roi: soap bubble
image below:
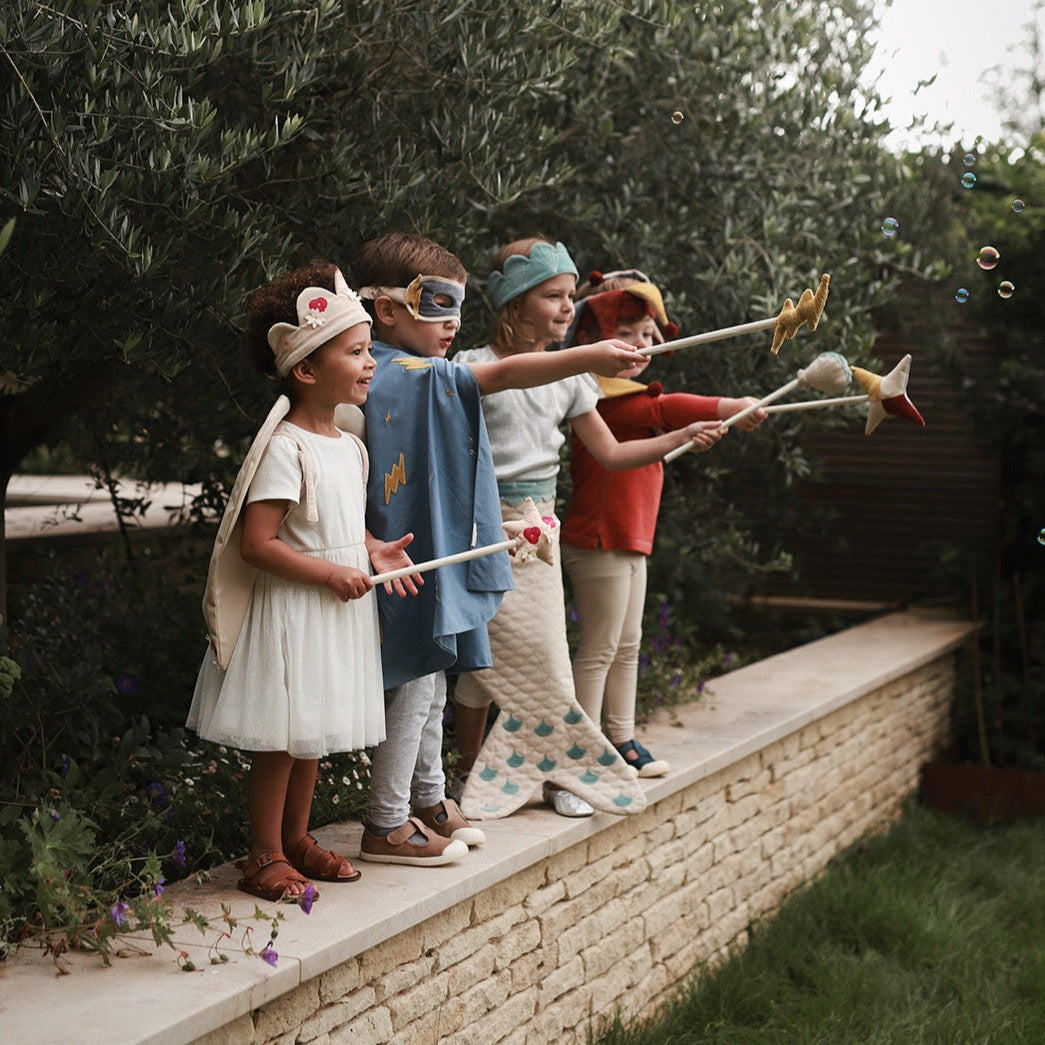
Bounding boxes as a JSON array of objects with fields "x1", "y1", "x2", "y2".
[
  {"x1": 998, "y1": 281, "x2": 1015, "y2": 299},
  {"x1": 961, "y1": 172, "x2": 977, "y2": 189},
  {"x1": 954, "y1": 287, "x2": 969, "y2": 304},
  {"x1": 976, "y1": 245, "x2": 1000, "y2": 270},
  {"x1": 963, "y1": 152, "x2": 976, "y2": 166},
  {"x1": 881, "y1": 217, "x2": 899, "y2": 237},
  {"x1": 671, "y1": 110, "x2": 685, "y2": 124},
  {"x1": 1012, "y1": 198, "x2": 1025, "y2": 213}
]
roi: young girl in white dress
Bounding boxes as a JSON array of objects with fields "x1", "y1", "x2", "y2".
[{"x1": 187, "y1": 261, "x2": 419, "y2": 902}]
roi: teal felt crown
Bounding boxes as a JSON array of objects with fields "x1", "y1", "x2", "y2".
[{"x1": 487, "y1": 241, "x2": 578, "y2": 310}]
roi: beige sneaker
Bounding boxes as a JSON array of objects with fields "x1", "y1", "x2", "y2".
[
  {"x1": 415, "y1": 797, "x2": 485, "y2": 847},
  {"x1": 358, "y1": 817, "x2": 468, "y2": 866}
]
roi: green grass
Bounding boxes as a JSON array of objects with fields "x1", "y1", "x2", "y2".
[{"x1": 595, "y1": 804, "x2": 1045, "y2": 1045}]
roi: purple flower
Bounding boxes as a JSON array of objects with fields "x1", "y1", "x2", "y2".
[
  {"x1": 51, "y1": 811, "x2": 61, "y2": 822},
  {"x1": 299, "y1": 884, "x2": 316, "y2": 915},
  {"x1": 172, "y1": 840, "x2": 186, "y2": 867},
  {"x1": 59, "y1": 754, "x2": 71, "y2": 778},
  {"x1": 111, "y1": 901, "x2": 130, "y2": 928},
  {"x1": 153, "y1": 877, "x2": 165, "y2": 898},
  {"x1": 670, "y1": 671, "x2": 681, "y2": 689},
  {"x1": 568, "y1": 605, "x2": 578, "y2": 622},
  {"x1": 723, "y1": 652, "x2": 736, "y2": 667},
  {"x1": 696, "y1": 678, "x2": 706, "y2": 693},
  {"x1": 146, "y1": 781, "x2": 168, "y2": 808},
  {"x1": 260, "y1": 942, "x2": 278, "y2": 967},
  {"x1": 115, "y1": 672, "x2": 139, "y2": 695}
]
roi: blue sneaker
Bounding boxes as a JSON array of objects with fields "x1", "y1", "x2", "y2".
[{"x1": 616, "y1": 739, "x2": 670, "y2": 778}]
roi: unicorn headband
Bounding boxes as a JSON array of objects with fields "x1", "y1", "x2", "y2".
[{"x1": 267, "y1": 269, "x2": 371, "y2": 377}]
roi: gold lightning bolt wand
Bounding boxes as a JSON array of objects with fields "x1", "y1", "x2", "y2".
[{"x1": 637, "y1": 273, "x2": 830, "y2": 358}]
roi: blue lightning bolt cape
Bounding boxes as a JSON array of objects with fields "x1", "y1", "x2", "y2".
[{"x1": 363, "y1": 340, "x2": 513, "y2": 688}]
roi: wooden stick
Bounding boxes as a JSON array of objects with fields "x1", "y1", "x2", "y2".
[
  {"x1": 663, "y1": 378, "x2": 800, "y2": 463},
  {"x1": 764, "y1": 394, "x2": 869, "y2": 414},
  {"x1": 638, "y1": 317, "x2": 777, "y2": 357},
  {"x1": 371, "y1": 537, "x2": 520, "y2": 585},
  {"x1": 638, "y1": 273, "x2": 830, "y2": 358}
]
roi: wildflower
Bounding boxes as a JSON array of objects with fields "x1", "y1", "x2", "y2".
[
  {"x1": 696, "y1": 678, "x2": 706, "y2": 694},
  {"x1": 146, "y1": 781, "x2": 168, "y2": 808},
  {"x1": 173, "y1": 840, "x2": 186, "y2": 867},
  {"x1": 115, "y1": 672, "x2": 139, "y2": 695},
  {"x1": 300, "y1": 884, "x2": 316, "y2": 916},
  {"x1": 111, "y1": 901, "x2": 130, "y2": 928},
  {"x1": 51, "y1": 811, "x2": 61, "y2": 822},
  {"x1": 723, "y1": 652, "x2": 736, "y2": 668},
  {"x1": 670, "y1": 671, "x2": 681, "y2": 689},
  {"x1": 153, "y1": 877, "x2": 165, "y2": 898},
  {"x1": 260, "y1": 942, "x2": 278, "y2": 967}
]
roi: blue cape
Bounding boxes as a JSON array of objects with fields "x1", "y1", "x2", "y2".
[{"x1": 363, "y1": 341, "x2": 513, "y2": 688}]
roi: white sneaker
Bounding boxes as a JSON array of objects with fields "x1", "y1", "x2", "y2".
[{"x1": 542, "y1": 782, "x2": 595, "y2": 817}]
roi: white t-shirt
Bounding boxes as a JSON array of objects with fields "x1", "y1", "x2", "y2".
[{"x1": 453, "y1": 345, "x2": 599, "y2": 482}]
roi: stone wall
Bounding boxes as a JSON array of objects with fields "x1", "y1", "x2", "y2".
[{"x1": 230, "y1": 655, "x2": 953, "y2": 1045}]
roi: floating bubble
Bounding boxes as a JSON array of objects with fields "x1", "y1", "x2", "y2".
[
  {"x1": 961, "y1": 172, "x2": 977, "y2": 189},
  {"x1": 976, "y1": 245, "x2": 1000, "y2": 270},
  {"x1": 881, "y1": 216, "x2": 899, "y2": 237},
  {"x1": 998, "y1": 280, "x2": 1015, "y2": 299},
  {"x1": 671, "y1": 110, "x2": 685, "y2": 124},
  {"x1": 963, "y1": 152, "x2": 976, "y2": 166},
  {"x1": 954, "y1": 287, "x2": 970, "y2": 304},
  {"x1": 1012, "y1": 198, "x2": 1025, "y2": 213}
]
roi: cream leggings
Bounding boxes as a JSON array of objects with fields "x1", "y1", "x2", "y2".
[{"x1": 561, "y1": 545, "x2": 647, "y2": 745}]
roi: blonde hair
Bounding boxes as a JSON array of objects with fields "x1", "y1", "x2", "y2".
[{"x1": 489, "y1": 236, "x2": 561, "y2": 354}]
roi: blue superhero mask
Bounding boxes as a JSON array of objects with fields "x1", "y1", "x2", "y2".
[{"x1": 359, "y1": 274, "x2": 465, "y2": 323}]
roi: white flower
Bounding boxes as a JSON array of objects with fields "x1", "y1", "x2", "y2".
[{"x1": 304, "y1": 311, "x2": 325, "y2": 329}]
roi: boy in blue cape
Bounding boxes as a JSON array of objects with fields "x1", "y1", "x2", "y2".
[{"x1": 352, "y1": 232, "x2": 647, "y2": 865}]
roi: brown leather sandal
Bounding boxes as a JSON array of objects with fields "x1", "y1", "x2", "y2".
[
  {"x1": 236, "y1": 851, "x2": 317, "y2": 903},
  {"x1": 286, "y1": 834, "x2": 361, "y2": 882}
]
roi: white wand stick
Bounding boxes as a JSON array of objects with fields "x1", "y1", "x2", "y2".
[
  {"x1": 638, "y1": 273, "x2": 830, "y2": 358},
  {"x1": 371, "y1": 537, "x2": 523, "y2": 586},
  {"x1": 764, "y1": 394, "x2": 869, "y2": 414},
  {"x1": 662, "y1": 380, "x2": 801, "y2": 463},
  {"x1": 663, "y1": 350, "x2": 853, "y2": 463}
]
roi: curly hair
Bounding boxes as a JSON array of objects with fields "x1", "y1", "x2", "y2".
[{"x1": 245, "y1": 260, "x2": 338, "y2": 378}]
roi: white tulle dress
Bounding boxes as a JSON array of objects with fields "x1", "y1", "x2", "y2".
[{"x1": 187, "y1": 424, "x2": 385, "y2": 758}]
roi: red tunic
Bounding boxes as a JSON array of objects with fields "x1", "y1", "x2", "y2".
[{"x1": 560, "y1": 378, "x2": 721, "y2": 555}]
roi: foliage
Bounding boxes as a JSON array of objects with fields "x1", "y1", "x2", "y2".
[{"x1": 594, "y1": 803, "x2": 1045, "y2": 1044}]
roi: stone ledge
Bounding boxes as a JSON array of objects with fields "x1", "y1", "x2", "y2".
[{"x1": 0, "y1": 609, "x2": 975, "y2": 1044}]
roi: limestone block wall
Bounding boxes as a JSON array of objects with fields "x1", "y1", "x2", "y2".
[{"x1": 230, "y1": 654, "x2": 954, "y2": 1045}]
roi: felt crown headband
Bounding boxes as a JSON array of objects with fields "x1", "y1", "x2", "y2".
[
  {"x1": 487, "y1": 241, "x2": 578, "y2": 310},
  {"x1": 267, "y1": 269, "x2": 371, "y2": 377}
]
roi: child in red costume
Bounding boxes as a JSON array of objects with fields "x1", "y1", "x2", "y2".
[{"x1": 560, "y1": 270, "x2": 766, "y2": 777}]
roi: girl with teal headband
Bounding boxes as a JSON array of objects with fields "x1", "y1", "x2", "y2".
[{"x1": 451, "y1": 237, "x2": 725, "y2": 817}]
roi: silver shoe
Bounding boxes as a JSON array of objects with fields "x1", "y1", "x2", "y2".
[{"x1": 542, "y1": 781, "x2": 595, "y2": 817}]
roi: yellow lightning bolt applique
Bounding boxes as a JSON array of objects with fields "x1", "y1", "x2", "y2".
[
  {"x1": 384, "y1": 452, "x2": 407, "y2": 504},
  {"x1": 771, "y1": 273, "x2": 830, "y2": 354},
  {"x1": 393, "y1": 357, "x2": 434, "y2": 371},
  {"x1": 384, "y1": 411, "x2": 391, "y2": 425}
]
